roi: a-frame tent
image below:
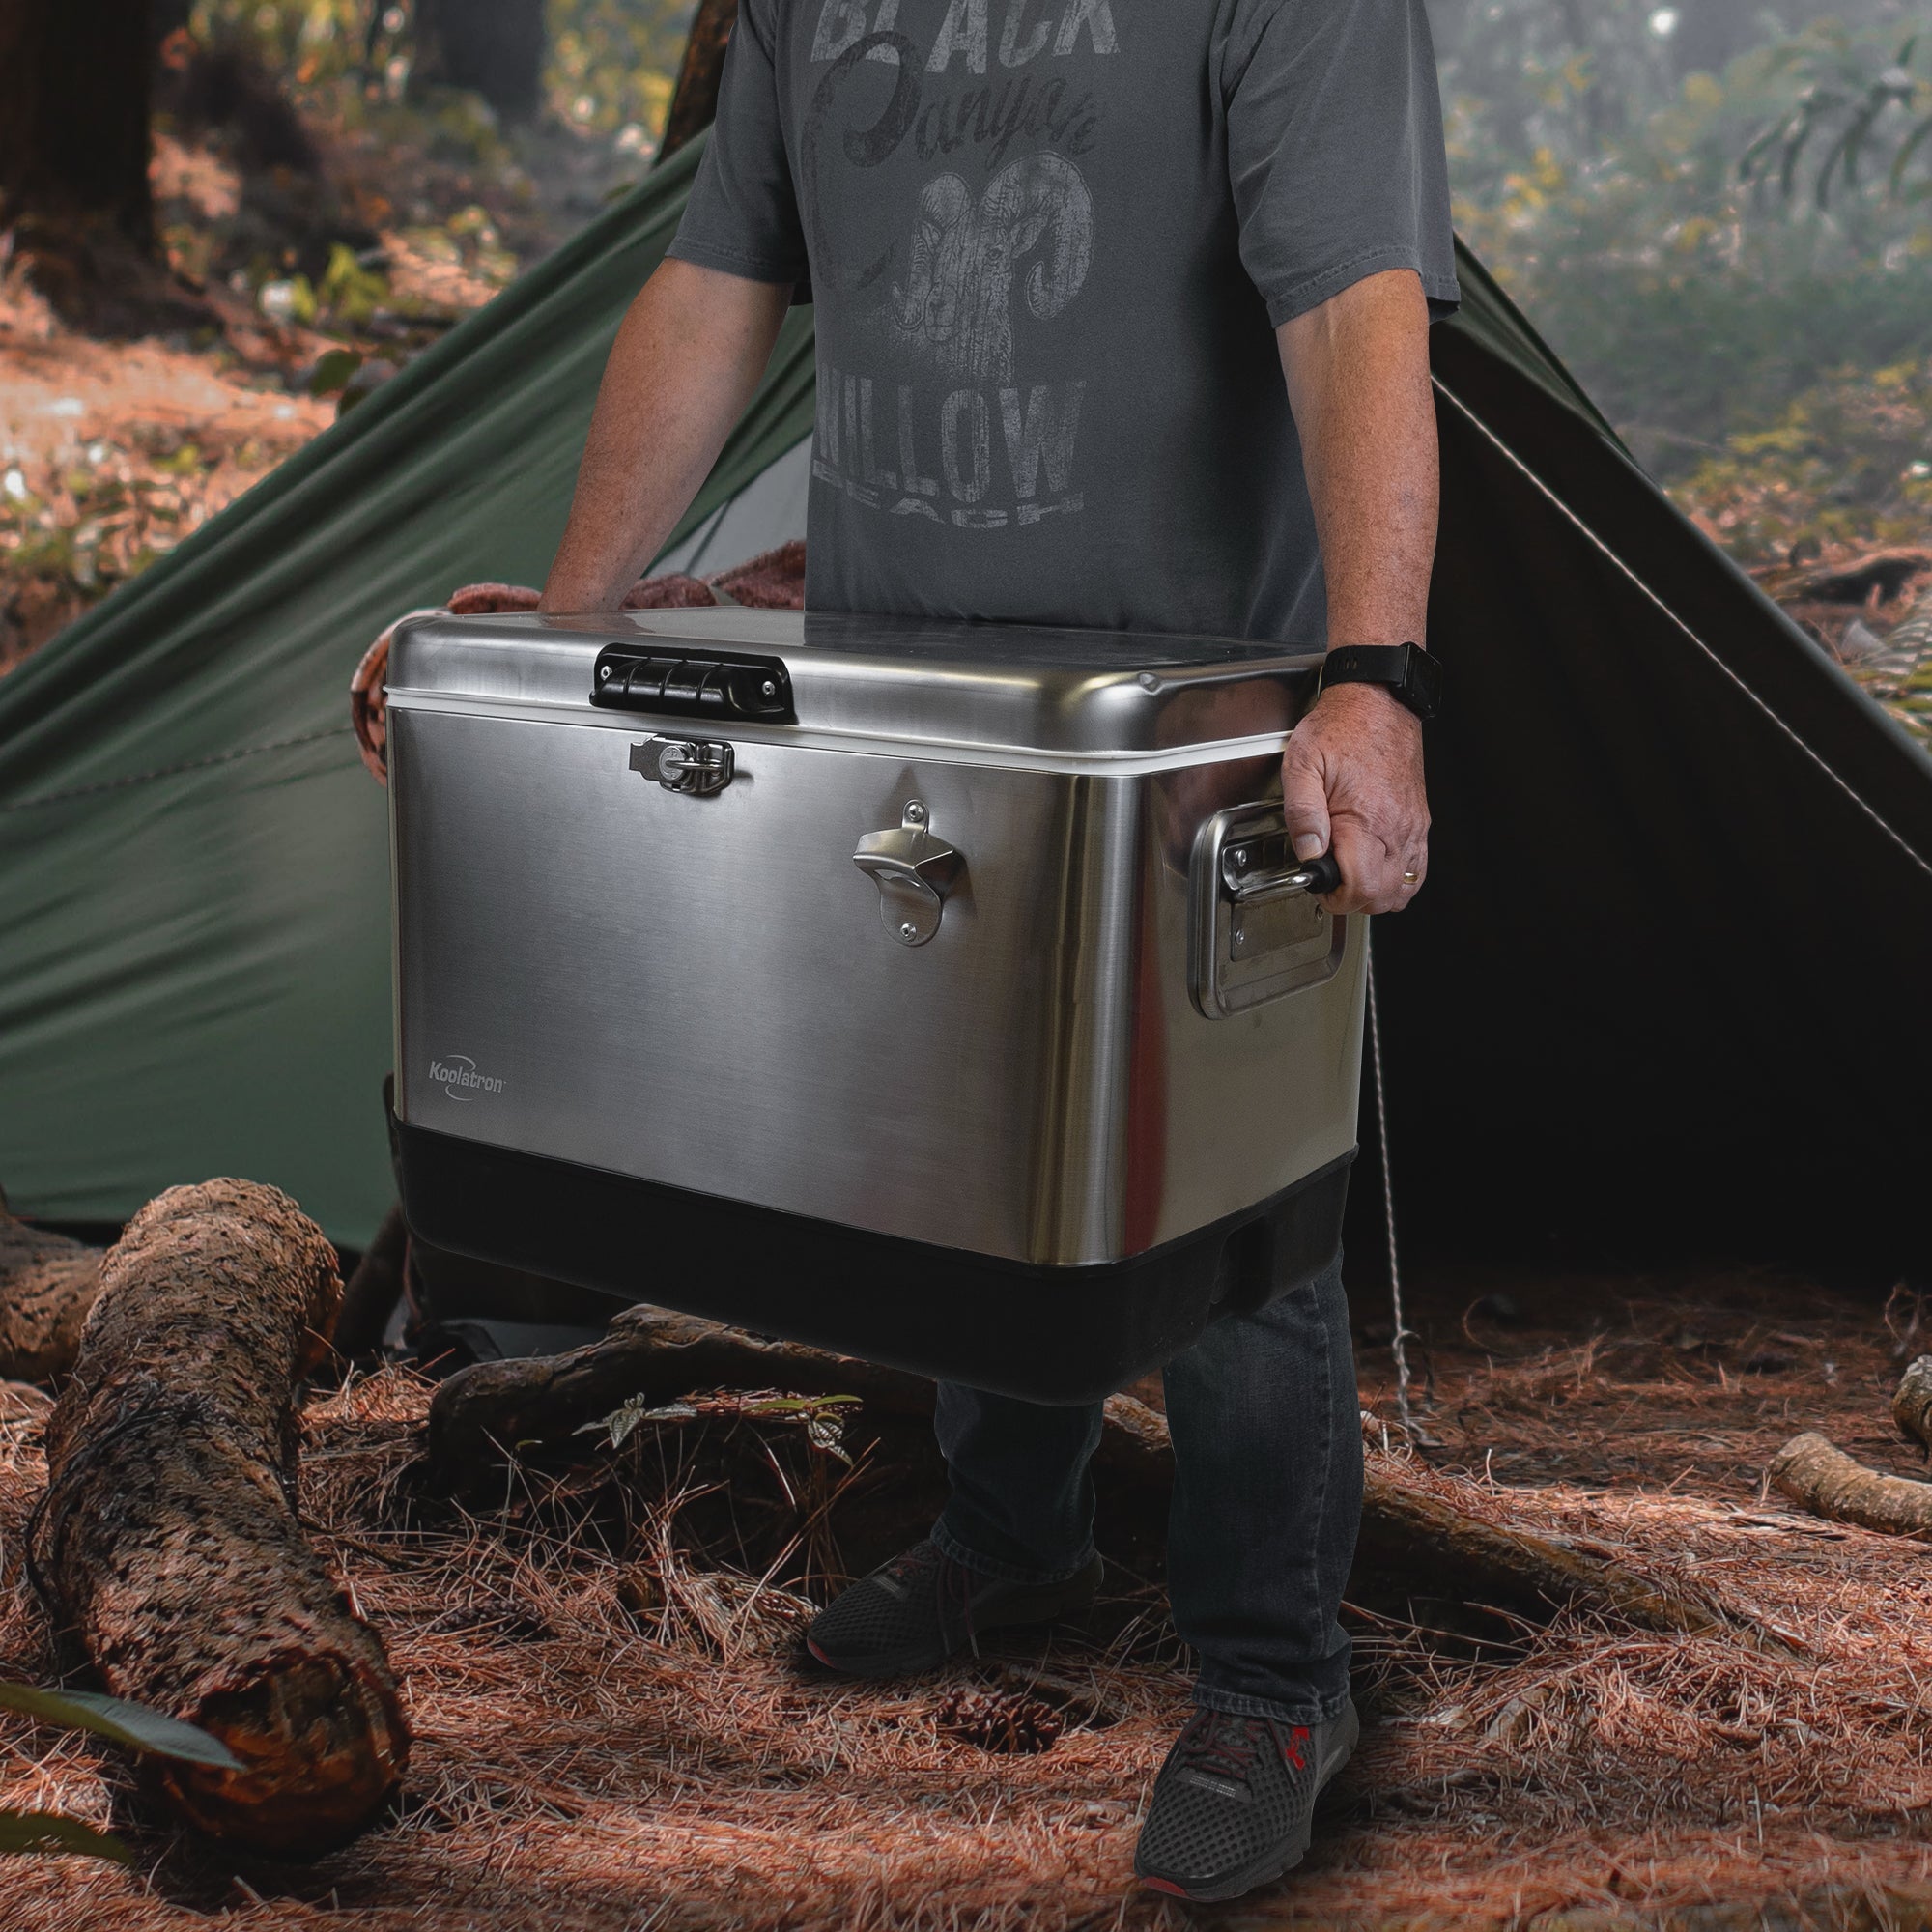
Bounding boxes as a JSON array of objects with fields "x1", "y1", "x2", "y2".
[{"x1": 1, "y1": 135, "x2": 1927, "y2": 1269}]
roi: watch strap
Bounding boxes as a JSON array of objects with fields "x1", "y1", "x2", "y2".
[{"x1": 1318, "y1": 642, "x2": 1443, "y2": 722}]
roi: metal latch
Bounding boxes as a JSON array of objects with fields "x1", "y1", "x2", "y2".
[
  {"x1": 630, "y1": 736, "x2": 734, "y2": 796},
  {"x1": 853, "y1": 799, "x2": 963, "y2": 947}
]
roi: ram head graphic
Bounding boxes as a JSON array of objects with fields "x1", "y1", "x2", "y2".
[{"x1": 891, "y1": 153, "x2": 1094, "y2": 387}]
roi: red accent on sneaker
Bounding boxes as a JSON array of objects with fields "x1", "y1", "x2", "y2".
[
  {"x1": 1284, "y1": 1723, "x2": 1310, "y2": 1771},
  {"x1": 807, "y1": 1639, "x2": 834, "y2": 1667},
  {"x1": 1141, "y1": 1878, "x2": 1190, "y2": 1897}
]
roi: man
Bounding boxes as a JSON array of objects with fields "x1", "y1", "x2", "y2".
[{"x1": 543, "y1": 0, "x2": 1455, "y2": 1901}]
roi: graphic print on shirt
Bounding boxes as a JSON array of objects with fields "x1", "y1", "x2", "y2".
[{"x1": 802, "y1": 0, "x2": 1114, "y2": 532}]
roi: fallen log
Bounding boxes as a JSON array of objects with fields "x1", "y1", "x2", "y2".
[
  {"x1": 1353, "y1": 1461, "x2": 1745, "y2": 1641},
  {"x1": 1769, "y1": 1430, "x2": 1932, "y2": 1540},
  {"x1": 426, "y1": 1305, "x2": 933, "y2": 1479},
  {"x1": 1893, "y1": 1356, "x2": 1932, "y2": 1454},
  {"x1": 0, "y1": 1188, "x2": 101, "y2": 1382},
  {"x1": 428, "y1": 1307, "x2": 1755, "y2": 1646},
  {"x1": 31, "y1": 1179, "x2": 409, "y2": 1858}
]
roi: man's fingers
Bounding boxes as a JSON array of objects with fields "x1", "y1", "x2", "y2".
[
  {"x1": 1323, "y1": 820, "x2": 1389, "y2": 915},
  {"x1": 1323, "y1": 826, "x2": 1429, "y2": 915},
  {"x1": 1281, "y1": 743, "x2": 1331, "y2": 863}
]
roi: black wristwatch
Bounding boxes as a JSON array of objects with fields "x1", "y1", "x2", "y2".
[{"x1": 1317, "y1": 642, "x2": 1443, "y2": 722}]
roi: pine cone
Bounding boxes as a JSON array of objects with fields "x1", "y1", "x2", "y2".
[{"x1": 934, "y1": 1686, "x2": 1064, "y2": 1755}]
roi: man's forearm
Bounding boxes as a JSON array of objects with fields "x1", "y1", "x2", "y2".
[
  {"x1": 1275, "y1": 270, "x2": 1438, "y2": 648},
  {"x1": 541, "y1": 260, "x2": 791, "y2": 612},
  {"x1": 1272, "y1": 270, "x2": 1438, "y2": 917}
]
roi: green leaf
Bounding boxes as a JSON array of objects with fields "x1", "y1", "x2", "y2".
[
  {"x1": 0, "y1": 1683, "x2": 242, "y2": 1770},
  {"x1": 0, "y1": 1809, "x2": 132, "y2": 1863},
  {"x1": 308, "y1": 347, "x2": 363, "y2": 398}
]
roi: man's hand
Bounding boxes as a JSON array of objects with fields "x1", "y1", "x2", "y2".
[
  {"x1": 1282, "y1": 683, "x2": 1428, "y2": 916},
  {"x1": 1275, "y1": 269, "x2": 1438, "y2": 918}
]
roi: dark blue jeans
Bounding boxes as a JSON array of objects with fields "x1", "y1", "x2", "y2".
[{"x1": 929, "y1": 1254, "x2": 1359, "y2": 1725}]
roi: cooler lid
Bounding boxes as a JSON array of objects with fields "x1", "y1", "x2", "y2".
[{"x1": 387, "y1": 608, "x2": 1321, "y2": 758}]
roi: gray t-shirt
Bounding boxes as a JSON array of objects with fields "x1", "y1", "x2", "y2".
[{"x1": 669, "y1": 0, "x2": 1458, "y2": 641}]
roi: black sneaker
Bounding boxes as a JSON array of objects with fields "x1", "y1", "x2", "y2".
[
  {"x1": 805, "y1": 1540, "x2": 1103, "y2": 1679},
  {"x1": 1134, "y1": 1699, "x2": 1359, "y2": 1903}
]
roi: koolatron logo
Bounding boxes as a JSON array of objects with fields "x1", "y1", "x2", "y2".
[{"x1": 427, "y1": 1055, "x2": 503, "y2": 1101}]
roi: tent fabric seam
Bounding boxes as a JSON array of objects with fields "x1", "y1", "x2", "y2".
[
  {"x1": 1433, "y1": 378, "x2": 1932, "y2": 884},
  {"x1": 0, "y1": 727, "x2": 357, "y2": 814}
]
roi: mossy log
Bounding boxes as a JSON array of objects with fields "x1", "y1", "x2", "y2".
[
  {"x1": 0, "y1": 1188, "x2": 101, "y2": 1382},
  {"x1": 428, "y1": 1306, "x2": 1754, "y2": 1646},
  {"x1": 31, "y1": 1180, "x2": 409, "y2": 1858},
  {"x1": 1769, "y1": 1430, "x2": 1932, "y2": 1540}
]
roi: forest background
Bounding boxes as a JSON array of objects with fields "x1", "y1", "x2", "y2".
[{"x1": 2, "y1": 0, "x2": 1931, "y2": 743}]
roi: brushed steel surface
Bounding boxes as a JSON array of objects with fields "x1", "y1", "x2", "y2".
[
  {"x1": 389, "y1": 609, "x2": 1320, "y2": 757},
  {"x1": 392, "y1": 705, "x2": 1364, "y2": 1266}
]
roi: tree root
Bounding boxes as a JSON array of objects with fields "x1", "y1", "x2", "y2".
[
  {"x1": 31, "y1": 1180, "x2": 409, "y2": 1857},
  {"x1": 1769, "y1": 1429, "x2": 1932, "y2": 1540},
  {"x1": 428, "y1": 1307, "x2": 1766, "y2": 1650}
]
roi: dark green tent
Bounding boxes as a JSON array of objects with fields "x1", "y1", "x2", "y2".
[{"x1": 1, "y1": 136, "x2": 1926, "y2": 1267}]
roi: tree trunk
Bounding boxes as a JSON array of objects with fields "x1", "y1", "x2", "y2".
[
  {"x1": 31, "y1": 1180, "x2": 409, "y2": 1858},
  {"x1": 0, "y1": 0, "x2": 154, "y2": 241},
  {"x1": 412, "y1": 0, "x2": 547, "y2": 122},
  {"x1": 0, "y1": 1194, "x2": 100, "y2": 1383},
  {"x1": 660, "y1": 0, "x2": 740, "y2": 161},
  {"x1": 427, "y1": 1306, "x2": 1770, "y2": 1648}
]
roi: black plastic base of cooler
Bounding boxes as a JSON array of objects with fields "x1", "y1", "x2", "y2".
[{"x1": 390, "y1": 1113, "x2": 1354, "y2": 1405}]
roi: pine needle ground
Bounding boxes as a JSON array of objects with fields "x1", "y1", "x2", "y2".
[{"x1": 2, "y1": 1266, "x2": 1930, "y2": 1930}]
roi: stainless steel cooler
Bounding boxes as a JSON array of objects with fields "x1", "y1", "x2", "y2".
[{"x1": 386, "y1": 609, "x2": 1366, "y2": 1401}]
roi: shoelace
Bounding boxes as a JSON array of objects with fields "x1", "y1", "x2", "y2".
[
  {"x1": 1176, "y1": 1713, "x2": 1271, "y2": 1787},
  {"x1": 888, "y1": 1543, "x2": 984, "y2": 1656}
]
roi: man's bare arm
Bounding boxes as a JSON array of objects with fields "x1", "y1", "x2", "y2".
[
  {"x1": 541, "y1": 260, "x2": 791, "y2": 612},
  {"x1": 1275, "y1": 269, "x2": 1438, "y2": 918}
]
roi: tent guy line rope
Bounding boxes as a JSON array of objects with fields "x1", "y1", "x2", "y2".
[
  {"x1": 1433, "y1": 377, "x2": 1932, "y2": 886},
  {"x1": 1366, "y1": 940, "x2": 1423, "y2": 1445},
  {"x1": 0, "y1": 728, "x2": 358, "y2": 814}
]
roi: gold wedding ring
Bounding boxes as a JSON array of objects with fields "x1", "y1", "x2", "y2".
[{"x1": 1402, "y1": 869, "x2": 1419, "y2": 883}]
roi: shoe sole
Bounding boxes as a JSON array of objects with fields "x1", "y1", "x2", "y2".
[
  {"x1": 1136, "y1": 1701, "x2": 1361, "y2": 1905},
  {"x1": 805, "y1": 1568, "x2": 1102, "y2": 1681}
]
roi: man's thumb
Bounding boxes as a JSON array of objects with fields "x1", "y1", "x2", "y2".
[{"x1": 1283, "y1": 753, "x2": 1330, "y2": 862}]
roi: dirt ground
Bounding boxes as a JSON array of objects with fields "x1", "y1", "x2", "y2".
[
  {"x1": 3, "y1": 1262, "x2": 1931, "y2": 1931},
  {"x1": 1, "y1": 67, "x2": 623, "y2": 674}
]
